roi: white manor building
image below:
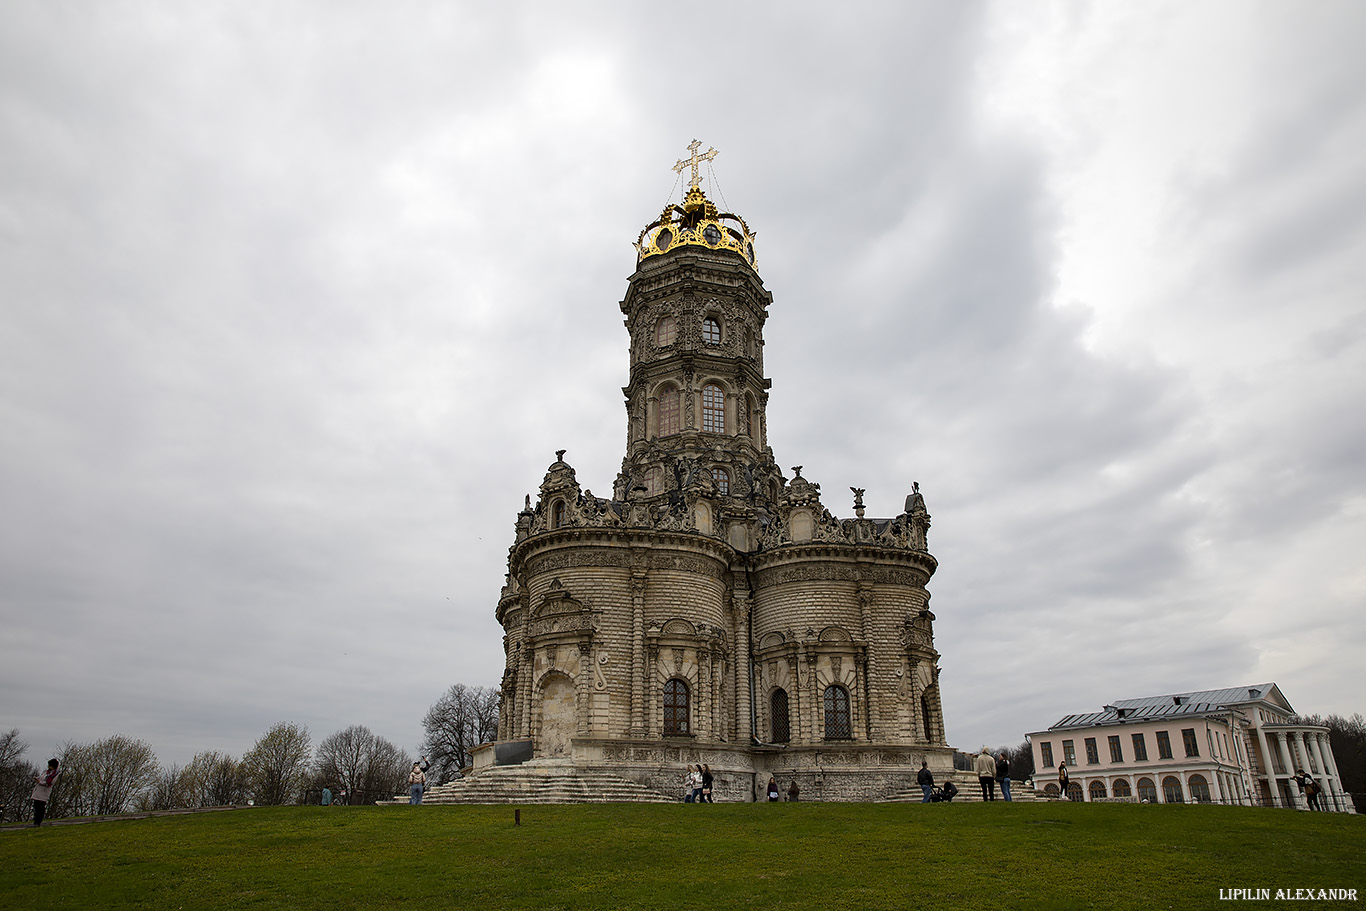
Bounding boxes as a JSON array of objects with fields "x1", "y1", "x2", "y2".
[{"x1": 1027, "y1": 683, "x2": 1352, "y2": 812}]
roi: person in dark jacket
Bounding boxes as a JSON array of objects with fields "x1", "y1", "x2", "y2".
[
  {"x1": 918, "y1": 760, "x2": 934, "y2": 803},
  {"x1": 996, "y1": 753, "x2": 1012, "y2": 802}
]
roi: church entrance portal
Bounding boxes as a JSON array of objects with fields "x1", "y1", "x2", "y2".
[{"x1": 538, "y1": 673, "x2": 576, "y2": 757}]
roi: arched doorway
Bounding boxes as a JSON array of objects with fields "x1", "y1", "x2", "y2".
[{"x1": 537, "y1": 673, "x2": 577, "y2": 757}]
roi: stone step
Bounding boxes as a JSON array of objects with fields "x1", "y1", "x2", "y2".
[
  {"x1": 879, "y1": 780, "x2": 1039, "y2": 803},
  {"x1": 378, "y1": 763, "x2": 676, "y2": 805}
]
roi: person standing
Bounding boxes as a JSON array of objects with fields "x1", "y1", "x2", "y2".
[
  {"x1": 996, "y1": 753, "x2": 1012, "y2": 802},
  {"x1": 701, "y1": 764, "x2": 714, "y2": 803},
  {"x1": 917, "y1": 760, "x2": 934, "y2": 803},
  {"x1": 408, "y1": 762, "x2": 426, "y2": 805},
  {"x1": 787, "y1": 779, "x2": 800, "y2": 802},
  {"x1": 975, "y1": 747, "x2": 997, "y2": 801},
  {"x1": 31, "y1": 759, "x2": 60, "y2": 826},
  {"x1": 1057, "y1": 763, "x2": 1070, "y2": 800},
  {"x1": 766, "y1": 775, "x2": 780, "y2": 802}
]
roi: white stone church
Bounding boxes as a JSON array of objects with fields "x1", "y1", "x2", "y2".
[{"x1": 475, "y1": 147, "x2": 954, "y2": 801}]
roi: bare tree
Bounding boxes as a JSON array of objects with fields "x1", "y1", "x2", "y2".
[
  {"x1": 242, "y1": 722, "x2": 311, "y2": 806},
  {"x1": 181, "y1": 750, "x2": 248, "y2": 807},
  {"x1": 0, "y1": 729, "x2": 37, "y2": 823},
  {"x1": 421, "y1": 683, "x2": 499, "y2": 783},
  {"x1": 49, "y1": 735, "x2": 160, "y2": 818},
  {"x1": 313, "y1": 725, "x2": 410, "y2": 805},
  {"x1": 143, "y1": 764, "x2": 191, "y2": 811}
]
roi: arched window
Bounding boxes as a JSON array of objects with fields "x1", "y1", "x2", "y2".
[
  {"x1": 1066, "y1": 782, "x2": 1083, "y2": 802},
  {"x1": 770, "y1": 689, "x2": 790, "y2": 744},
  {"x1": 702, "y1": 383, "x2": 725, "y2": 433},
  {"x1": 658, "y1": 385, "x2": 681, "y2": 437},
  {"x1": 663, "y1": 679, "x2": 689, "y2": 735},
  {"x1": 823, "y1": 684, "x2": 852, "y2": 739},
  {"x1": 1137, "y1": 777, "x2": 1158, "y2": 803},
  {"x1": 702, "y1": 317, "x2": 721, "y2": 345},
  {"x1": 1162, "y1": 776, "x2": 1185, "y2": 804},
  {"x1": 655, "y1": 315, "x2": 676, "y2": 347},
  {"x1": 1113, "y1": 779, "x2": 1132, "y2": 798},
  {"x1": 711, "y1": 467, "x2": 730, "y2": 495},
  {"x1": 1089, "y1": 781, "x2": 1107, "y2": 801},
  {"x1": 1043, "y1": 783, "x2": 1060, "y2": 797},
  {"x1": 920, "y1": 693, "x2": 934, "y2": 741},
  {"x1": 1189, "y1": 774, "x2": 1212, "y2": 803},
  {"x1": 745, "y1": 393, "x2": 757, "y2": 438},
  {"x1": 552, "y1": 501, "x2": 566, "y2": 528}
]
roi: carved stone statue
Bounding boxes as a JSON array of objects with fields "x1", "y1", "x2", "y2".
[{"x1": 905, "y1": 481, "x2": 926, "y2": 515}]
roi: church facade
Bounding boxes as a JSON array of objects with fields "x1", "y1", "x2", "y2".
[{"x1": 487, "y1": 149, "x2": 953, "y2": 800}]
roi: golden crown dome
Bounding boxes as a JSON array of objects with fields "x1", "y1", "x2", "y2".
[{"x1": 634, "y1": 142, "x2": 758, "y2": 270}]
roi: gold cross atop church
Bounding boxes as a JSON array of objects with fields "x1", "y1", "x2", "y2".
[{"x1": 672, "y1": 139, "x2": 718, "y2": 188}]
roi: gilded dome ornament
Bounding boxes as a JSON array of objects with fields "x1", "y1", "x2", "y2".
[{"x1": 636, "y1": 141, "x2": 758, "y2": 270}]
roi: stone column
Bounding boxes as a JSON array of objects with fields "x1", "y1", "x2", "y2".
[
  {"x1": 1253, "y1": 724, "x2": 1275, "y2": 803},
  {"x1": 733, "y1": 592, "x2": 752, "y2": 744},
  {"x1": 807, "y1": 649, "x2": 820, "y2": 742},
  {"x1": 521, "y1": 646, "x2": 535, "y2": 743},
  {"x1": 1311, "y1": 733, "x2": 1344, "y2": 810},
  {"x1": 855, "y1": 583, "x2": 877, "y2": 740},
  {"x1": 1274, "y1": 733, "x2": 1301, "y2": 808},
  {"x1": 630, "y1": 568, "x2": 647, "y2": 736}
]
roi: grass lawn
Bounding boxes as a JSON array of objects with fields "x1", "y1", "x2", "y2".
[{"x1": 2, "y1": 801, "x2": 1362, "y2": 910}]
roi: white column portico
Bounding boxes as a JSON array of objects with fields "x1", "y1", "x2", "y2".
[{"x1": 1274, "y1": 732, "x2": 1302, "y2": 808}]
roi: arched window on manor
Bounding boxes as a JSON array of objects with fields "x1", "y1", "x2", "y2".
[
  {"x1": 702, "y1": 316, "x2": 721, "y2": 345},
  {"x1": 658, "y1": 385, "x2": 681, "y2": 438},
  {"x1": 702, "y1": 384, "x2": 725, "y2": 433},
  {"x1": 1189, "y1": 774, "x2": 1212, "y2": 803},
  {"x1": 823, "y1": 684, "x2": 852, "y2": 739},
  {"x1": 1137, "y1": 777, "x2": 1158, "y2": 803},
  {"x1": 1066, "y1": 782, "x2": 1084, "y2": 802},
  {"x1": 770, "y1": 689, "x2": 790, "y2": 744},
  {"x1": 1162, "y1": 776, "x2": 1185, "y2": 804},
  {"x1": 1089, "y1": 781, "x2": 1107, "y2": 801},
  {"x1": 1113, "y1": 779, "x2": 1132, "y2": 799},
  {"x1": 663, "y1": 679, "x2": 690, "y2": 736}
]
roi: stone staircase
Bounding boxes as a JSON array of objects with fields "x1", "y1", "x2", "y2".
[
  {"x1": 379, "y1": 760, "x2": 676, "y2": 805},
  {"x1": 878, "y1": 778, "x2": 1039, "y2": 803}
]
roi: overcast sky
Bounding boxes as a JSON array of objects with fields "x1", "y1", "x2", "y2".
[{"x1": 3, "y1": 1, "x2": 1363, "y2": 772}]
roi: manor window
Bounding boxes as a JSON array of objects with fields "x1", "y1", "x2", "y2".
[
  {"x1": 702, "y1": 384, "x2": 725, "y2": 433},
  {"x1": 1156, "y1": 730, "x2": 1173, "y2": 760},
  {"x1": 823, "y1": 684, "x2": 852, "y2": 739},
  {"x1": 1162, "y1": 776, "x2": 1184, "y2": 804},
  {"x1": 1040, "y1": 742, "x2": 1054, "y2": 768},
  {"x1": 1137, "y1": 777, "x2": 1158, "y2": 802},
  {"x1": 1063, "y1": 740, "x2": 1076, "y2": 766},
  {"x1": 1089, "y1": 781, "x2": 1107, "y2": 800},
  {"x1": 658, "y1": 386, "x2": 681, "y2": 437},
  {"x1": 1182, "y1": 728, "x2": 1199, "y2": 758},
  {"x1": 770, "y1": 689, "x2": 790, "y2": 744},
  {"x1": 1085, "y1": 737, "x2": 1099, "y2": 764},
  {"x1": 702, "y1": 317, "x2": 721, "y2": 345},
  {"x1": 1113, "y1": 779, "x2": 1132, "y2": 798},
  {"x1": 1108, "y1": 735, "x2": 1123, "y2": 763},
  {"x1": 1132, "y1": 733, "x2": 1148, "y2": 761},
  {"x1": 1189, "y1": 774, "x2": 1212, "y2": 803},
  {"x1": 663, "y1": 679, "x2": 690, "y2": 736}
]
